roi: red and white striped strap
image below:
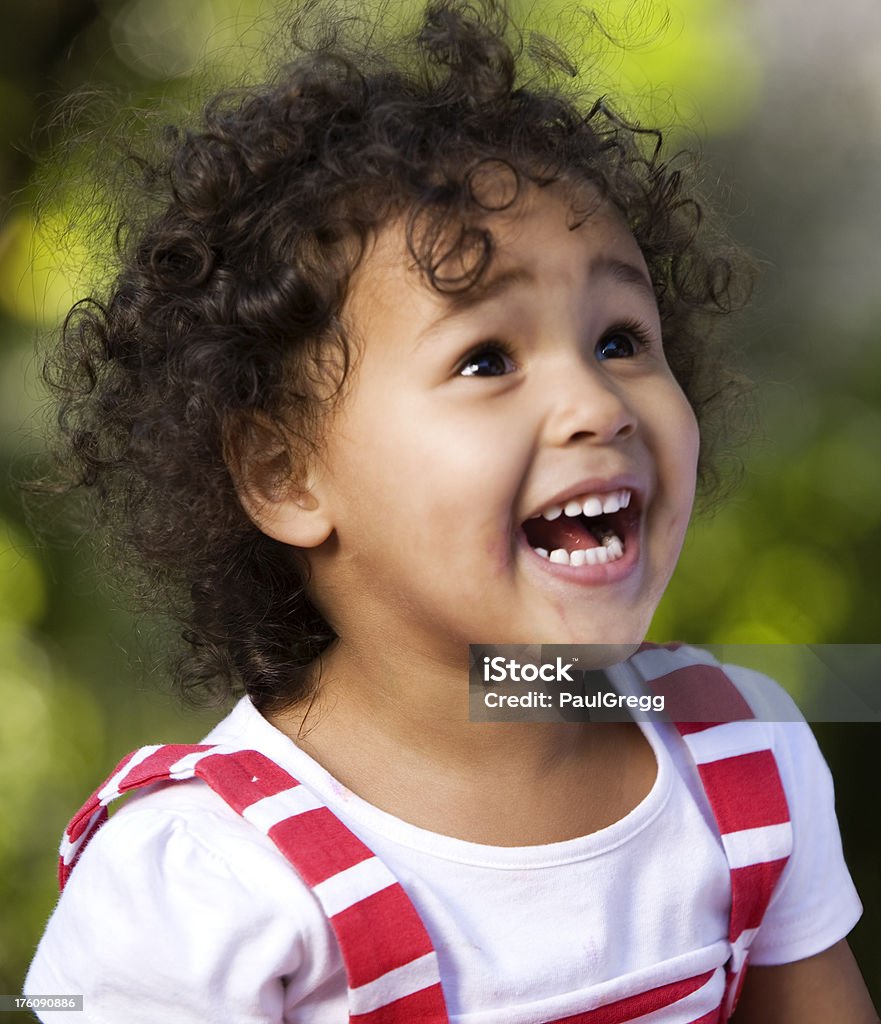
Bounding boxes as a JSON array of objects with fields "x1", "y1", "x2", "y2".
[
  {"x1": 634, "y1": 644, "x2": 793, "y2": 1020},
  {"x1": 58, "y1": 743, "x2": 450, "y2": 1024}
]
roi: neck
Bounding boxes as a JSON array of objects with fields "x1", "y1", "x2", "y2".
[
  {"x1": 272, "y1": 637, "x2": 593, "y2": 778},
  {"x1": 266, "y1": 638, "x2": 656, "y2": 845}
]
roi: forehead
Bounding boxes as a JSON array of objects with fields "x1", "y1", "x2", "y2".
[{"x1": 345, "y1": 184, "x2": 654, "y2": 331}]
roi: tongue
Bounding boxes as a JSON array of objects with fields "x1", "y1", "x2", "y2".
[{"x1": 524, "y1": 515, "x2": 601, "y2": 551}]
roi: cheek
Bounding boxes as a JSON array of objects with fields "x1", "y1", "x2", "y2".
[
  {"x1": 672, "y1": 407, "x2": 700, "y2": 538},
  {"x1": 329, "y1": 406, "x2": 486, "y2": 533},
  {"x1": 656, "y1": 387, "x2": 700, "y2": 506},
  {"x1": 680, "y1": 403, "x2": 701, "y2": 485}
]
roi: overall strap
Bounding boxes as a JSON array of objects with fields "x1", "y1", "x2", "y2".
[
  {"x1": 59, "y1": 743, "x2": 450, "y2": 1024},
  {"x1": 632, "y1": 644, "x2": 793, "y2": 1020}
]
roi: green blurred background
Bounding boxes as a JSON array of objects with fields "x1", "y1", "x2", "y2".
[{"x1": 1, "y1": 0, "x2": 879, "y2": 1005}]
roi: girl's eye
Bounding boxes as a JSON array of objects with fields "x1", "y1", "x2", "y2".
[
  {"x1": 595, "y1": 325, "x2": 652, "y2": 361},
  {"x1": 458, "y1": 344, "x2": 517, "y2": 377}
]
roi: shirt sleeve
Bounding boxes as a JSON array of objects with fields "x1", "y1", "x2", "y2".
[
  {"x1": 24, "y1": 784, "x2": 338, "y2": 1024},
  {"x1": 722, "y1": 664, "x2": 863, "y2": 966}
]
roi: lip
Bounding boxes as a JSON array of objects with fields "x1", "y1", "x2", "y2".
[
  {"x1": 515, "y1": 518, "x2": 641, "y2": 586},
  {"x1": 523, "y1": 474, "x2": 645, "y2": 521},
  {"x1": 516, "y1": 472, "x2": 646, "y2": 587}
]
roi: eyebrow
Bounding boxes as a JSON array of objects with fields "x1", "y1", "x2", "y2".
[
  {"x1": 421, "y1": 253, "x2": 656, "y2": 337},
  {"x1": 429, "y1": 267, "x2": 535, "y2": 323},
  {"x1": 588, "y1": 255, "x2": 657, "y2": 303}
]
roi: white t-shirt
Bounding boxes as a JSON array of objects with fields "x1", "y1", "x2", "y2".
[{"x1": 26, "y1": 663, "x2": 861, "y2": 1024}]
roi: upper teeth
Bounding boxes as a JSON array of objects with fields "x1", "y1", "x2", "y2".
[{"x1": 532, "y1": 489, "x2": 631, "y2": 521}]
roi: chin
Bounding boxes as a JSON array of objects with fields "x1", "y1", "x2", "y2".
[{"x1": 537, "y1": 641, "x2": 643, "y2": 669}]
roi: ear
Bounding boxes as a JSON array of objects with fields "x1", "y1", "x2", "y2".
[{"x1": 224, "y1": 413, "x2": 334, "y2": 549}]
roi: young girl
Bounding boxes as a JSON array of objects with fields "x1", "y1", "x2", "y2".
[{"x1": 25, "y1": 2, "x2": 878, "y2": 1021}]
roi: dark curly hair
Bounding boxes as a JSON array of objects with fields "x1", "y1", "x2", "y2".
[{"x1": 42, "y1": 0, "x2": 753, "y2": 713}]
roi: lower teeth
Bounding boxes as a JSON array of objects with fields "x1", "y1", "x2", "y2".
[{"x1": 535, "y1": 531, "x2": 624, "y2": 566}]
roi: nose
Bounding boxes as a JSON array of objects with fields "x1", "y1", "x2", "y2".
[{"x1": 542, "y1": 358, "x2": 638, "y2": 448}]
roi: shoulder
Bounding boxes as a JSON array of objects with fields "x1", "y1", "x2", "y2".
[
  {"x1": 628, "y1": 645, "x2": 862, "y2": 964},
  {"x1": 68, "y1": 776, "x2": 330, "y2": 943},
  {"x1": 672, "y1": 652, "x2": 846, "y2": 875},
  {"x1": 713, "y1": 660, "x2": 863, "y2": 965},
  {"x1": 716, "y1": 661, "x2": 836, "y2": 809},
  {"x1": 90, "y1": 776, "x2": 312, "y2": 895},
  {"x1": 635, "y1": 643, "x2": 825, "y2": 762},
  {"x1": 28, "y1": 778, "x2": 337, "y2": 1022},
  {"x1": 719, "y1": 660, "x2": 804, "y2": 724}
]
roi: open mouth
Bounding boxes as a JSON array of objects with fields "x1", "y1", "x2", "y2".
[{"x1": 521, "y1": 489, "x2": 638, "y2": 567}]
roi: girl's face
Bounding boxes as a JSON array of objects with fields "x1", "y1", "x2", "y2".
[{"x1": 300, "y1": 186, "x2": 699, "y2": 666}]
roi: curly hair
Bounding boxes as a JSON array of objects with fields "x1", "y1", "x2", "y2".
[{"x1": 43, "y1": 0, "x2": 754, "y2": 713}]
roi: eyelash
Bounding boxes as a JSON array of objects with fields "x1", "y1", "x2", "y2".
[
  {"x1": 596, "y1": 319, "x2": 655, "y2": 357},
  {"x1": 456, "y1": 320, "x2": 656, "y2": 378},
  {"x1": 457, "y1": 340, "x2": 518, "y2": 378}
]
